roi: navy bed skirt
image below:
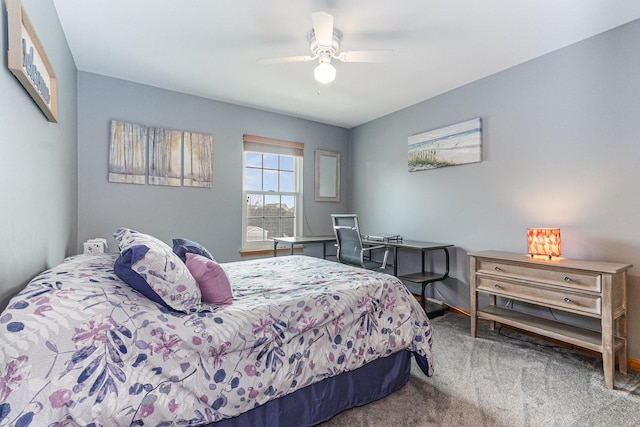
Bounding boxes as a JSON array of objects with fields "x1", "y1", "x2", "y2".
[{"x1": 206, "y1": 350, "x2": 413, "y2": 427}]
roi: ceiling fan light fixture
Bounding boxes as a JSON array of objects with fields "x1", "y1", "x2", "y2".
[
  {"x1": 258, "y1": 11, "x2": 393, "y2": 85},
  {"x1": 314, "y1": 61, "x2": 336, "y2": 84}
]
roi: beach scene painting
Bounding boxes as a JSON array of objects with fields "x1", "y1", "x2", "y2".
[{"x1": 408, "y1": 118, "x2": 482, "y2": 172}]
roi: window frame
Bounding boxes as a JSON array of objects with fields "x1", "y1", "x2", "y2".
[{"x1": 241, "y1": 134, "x2": 304, "y2": 251}]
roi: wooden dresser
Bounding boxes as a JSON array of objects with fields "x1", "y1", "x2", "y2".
[{"x1": 469, "y1": 250, "x2": 631, "y2": 389}]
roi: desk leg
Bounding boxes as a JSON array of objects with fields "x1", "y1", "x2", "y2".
[
  {"x1": 273, "y1": 241, "x2": 278, "y2": 257},
  {"x1": 393, "y1": 247, "x2": 399, "y2": 276},
  {"x1": 290, "y1": 243, "x2": 294, "y2": 255},
  {"x1": 420, "y1": 248, "x2": 450, "y2": 311},
  {"x1": 443, "y1": 247, "x2": 450, "y2": 278}
]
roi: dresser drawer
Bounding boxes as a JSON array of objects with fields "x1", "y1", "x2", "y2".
[
  {"x1": 477, "y1": 259, "x2": 601, "y2": 292},
  {"x1": 476, "y1": 276, "x2": 602, "y2": 316}
]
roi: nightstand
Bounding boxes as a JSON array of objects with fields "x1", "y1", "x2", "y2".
[{"x1": 469, "y1": 250, "x2": 631, "y2": 390}]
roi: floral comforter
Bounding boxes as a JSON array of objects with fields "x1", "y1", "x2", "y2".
[{"x1": 0, "y1": 254, "x2": 433, "y2": 426}]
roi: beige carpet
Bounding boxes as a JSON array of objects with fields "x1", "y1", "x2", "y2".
[{"x1": 320, "y1": 313, "x2": 640, "y2": 426}]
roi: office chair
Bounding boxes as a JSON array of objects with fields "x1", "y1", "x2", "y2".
[{"x1": 331, "y1": 214, "x2": 389, "y2": 270}]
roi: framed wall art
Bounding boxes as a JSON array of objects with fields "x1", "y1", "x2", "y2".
[
  {"x1": 183, "y1": 131, "x2": 213, "y2": 187},
  {"x1": 148, "y1": 127, "x2": 182, "y2": 186},
  {"x1": 108, "y1": 120, "x2": 214, "y2": 188},
  {"x1": 7, "y1": 0, "x2": 58, "y2": 122},
  {"x1": 408, "y1": 118, "x2": 482, "y2": 172},
  {"x1": 108, "y1": 120, "x2": 147, "y2": 184}
]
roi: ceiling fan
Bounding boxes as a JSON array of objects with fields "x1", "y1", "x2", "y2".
[{"x1": 258, "y1": 11, "x2": 394, "y2": 84}]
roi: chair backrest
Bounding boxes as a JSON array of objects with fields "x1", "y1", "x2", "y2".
[{"x1": 331, "y1": 214, "x2": 365, "y2": 266}]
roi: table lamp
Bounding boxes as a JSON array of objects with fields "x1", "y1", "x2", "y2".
[{"x1": 527, "y1": 228, "x2": 561, "y2": 258}]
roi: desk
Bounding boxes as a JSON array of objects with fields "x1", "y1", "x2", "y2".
[
  {"x1": 273, "y1": 236, "x2": 335, "y2": 258},
  {"x1": 364, "y1": 239, "x2": 453, "y2": 313}
]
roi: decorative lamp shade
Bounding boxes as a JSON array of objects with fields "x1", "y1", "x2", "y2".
[
  {"x1": 314, "y1": 62, "x2": 336, "y2": 84},
  {"x1": 527, "y1": 228, "x2": 561, "y2": 258}
]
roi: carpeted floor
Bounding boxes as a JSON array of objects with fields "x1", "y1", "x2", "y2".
[{"x1": 320, "y1": 313, "x2": 640, "y2": 426}]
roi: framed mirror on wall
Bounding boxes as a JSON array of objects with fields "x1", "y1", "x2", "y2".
[{"x1": 315, "y1": 150, "x2": 340, "y2": 202}]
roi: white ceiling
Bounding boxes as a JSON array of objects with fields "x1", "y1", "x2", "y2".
[{"x1": 51, "y1": 0, "x2": 640, "y2": 129}]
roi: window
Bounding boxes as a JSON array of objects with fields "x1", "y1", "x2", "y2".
[{"x1": 242, "y1": 134, "x2": 303, "y2": 250}]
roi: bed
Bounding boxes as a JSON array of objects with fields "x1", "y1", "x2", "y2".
[{"x1": 0, "y1": 228, "x2": 434, "y2": 426}]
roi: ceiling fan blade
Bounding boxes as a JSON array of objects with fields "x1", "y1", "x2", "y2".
[
  {"x1": 258, "y1": 55, "x2": 315, "y2": 65},
  {"x1": 336, "y1": 50, "x2": 394, "y2": 63},
  {"x1": 311, "y1": 11, "x2": 334, "y2": 46}
]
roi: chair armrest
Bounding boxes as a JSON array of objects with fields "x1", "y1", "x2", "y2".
[
  {"x1": 361, "y1": 245, "x2": 390, "y2": 269},
  {"x1": 362, "y1": 244, "x2": 387, "y2": 252}
]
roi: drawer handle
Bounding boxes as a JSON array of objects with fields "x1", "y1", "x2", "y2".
[
  {"x1": 494, "y1": 266, "x2": 502, "y2": 272},
  {"x1": 564, "y1": 276, "x2": 572, "y2": 282},
  {"x1": 564, "y1": 297, "x2": 571, "y2": 303},
  {"x1": 494, "y1": 284, "x2": 501, "y2": 289}
]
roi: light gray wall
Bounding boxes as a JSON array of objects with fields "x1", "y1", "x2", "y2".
[
  {"x1": 5, "y1": 0, "x2": 639, "y2": 360},
  {"x1": 0, "y1": 0, "x2": 77, "y2": 310},
  {"x1": 77, "y1": 72, "x2": 349, "y2": 262},
  {"x1": 349, "y1": 19, "x2": 640, "y2": 357}
]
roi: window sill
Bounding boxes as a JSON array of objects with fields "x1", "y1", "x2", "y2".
[{"x1": 240, "y1": 247, "x2": 303, "y2": 258}]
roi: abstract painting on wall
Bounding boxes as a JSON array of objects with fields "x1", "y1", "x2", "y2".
[
  {"x1": 183, "y1": 131, "x2": 213, "y2": 187},
  {"x1": 108, "y1": 121, "x2": 213, "y2": 187},
  {"x1": 148, "y1": 127, "x2": 182, "y2": 186},
  {"x1": 408, "y1": 118, "x2": 482, "y2": 172},
  {"x1": 108, "y1": 120, "x2": 147, "y2": 184}
]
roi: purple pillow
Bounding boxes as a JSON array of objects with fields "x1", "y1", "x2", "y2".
[
  {"x1": 173, "y1": 238, "x2": 215, "y2": 263},
  {"x1": 185, "y1": 253, "x2": 233, "y2": 305}
]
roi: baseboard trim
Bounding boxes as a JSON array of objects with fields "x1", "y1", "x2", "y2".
[
  {"x1": 445, "y1": 305, "x2": 639, "y2": 372},
  {"x1": 447, "y1": 306, "x2": 470, "y2": 317}
]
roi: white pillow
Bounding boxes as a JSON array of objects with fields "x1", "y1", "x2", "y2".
[{"x1": 113, "y1": 228, "x2": 202, "y2": 313}]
